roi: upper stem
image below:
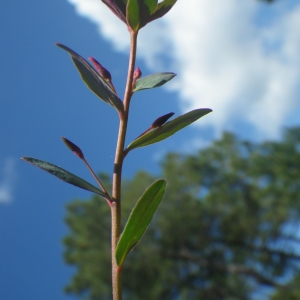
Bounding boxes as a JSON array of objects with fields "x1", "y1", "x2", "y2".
[{"x1": 111, "y1": 30, "x2": 138, "y2": 300}]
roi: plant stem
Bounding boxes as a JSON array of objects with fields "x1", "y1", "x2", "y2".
[{"x1": 111, "y1": 30, "x2": 138, "y2": 300}]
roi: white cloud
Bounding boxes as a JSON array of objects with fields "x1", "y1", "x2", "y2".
[
  {"x1": 66, "y1": 0, "x2": 300, "y2": 139},
  {"x1": 0, "y1": 158, "x2": 17, "y2": 204}
]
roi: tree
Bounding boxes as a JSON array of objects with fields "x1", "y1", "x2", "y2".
[{"x1": 64, "y1": 127, "x2": 300, "y2": 299}]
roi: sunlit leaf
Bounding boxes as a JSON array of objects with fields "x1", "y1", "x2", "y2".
[
  {"x1": 133, "y1": 72, "x2": 176, "y2": 92},
  {"x1": 21, "y1": 157, "x2": 107, "y2": 198},
  {"x1": 126, "y1": 108, "x2": 212, "y2": 152},
  {"x1": 127, "y1": 0, "x2": 140, "y2": 31},
  {"x1": 56, "y1": 43, "x2": 124, "y2": 113},
  {"x1": 116, "y1": 179, "x2": 166, "y2": 266}
]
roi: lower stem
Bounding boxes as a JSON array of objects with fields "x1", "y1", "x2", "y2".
[{"x1": 111, "y1": 200, "x2": 122, "y2": 300}]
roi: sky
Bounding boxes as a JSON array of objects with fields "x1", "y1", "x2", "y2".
[{"x1": 1, "y1": 0, "x2": 300, "y2": 299}]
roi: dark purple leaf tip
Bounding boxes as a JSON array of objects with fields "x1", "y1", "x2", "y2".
[
  {"x1": 152, "y1": 112, "x2": 175, "y2": 128},
  {"x1": 101, "y1": 0, "x2": 127, "y2": 24},
  {"x1": 88, "y1": 57, "x2": 112, "y2": 81},
  {"x1": 62, "y1": 137, "x2": 84, "y2": 159}
]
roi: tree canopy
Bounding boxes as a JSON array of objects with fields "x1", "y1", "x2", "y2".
[{"x1": 63, "y1": 127, "x2": 300, "y2": 300}]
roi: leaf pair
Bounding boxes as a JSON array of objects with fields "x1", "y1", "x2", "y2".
[
  {"x1": 127, "y1": 0, "x2": 177, "y2": 32},
  {"x1": 115, "y1": 109, "x2": 210, "y2": 266},
  {"x1": 101, "y1": 0, "x2": 177, "y2": 32},
  {"x1": 57, "y1": 44, "x2": 176, "y2": 115},
  {"x1": 22, "y1": 158, "x2": 165, "y2": 267},
  {"x1": 116, "y1": 179, "x2": 166, "y2": 266}
]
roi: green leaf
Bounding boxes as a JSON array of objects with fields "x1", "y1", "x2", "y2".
[
  {"x1": 149, "y1": 0, "x2": 177, "y2": 22},
  {"x1": 133, "y1": 72, "x2": 176, "y2": 92},
  {"x1": 116, "y1": 179, "x2": 166, "y2": 266},
  {"x1": 21, "y1": 157, "x2": 107, "y2": 198},
  {"x1": 126, "y1": 108, "x2": 212, "y2": 152},
  {"x1": 56, "y1": 43, "x2": 124, "y2": 114},
  {"x1": 144, "y1": 0, "x2": 157, "y2": 15},
  {"x1": 127, "y1": 0, "x2": 140, "y2": 32},
  {"x1": 139, "y1": 0, "x2": 158, "y2": 27}
]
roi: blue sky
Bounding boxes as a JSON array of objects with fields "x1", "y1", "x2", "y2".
[{"x1": 1, "y1": 0, "x2": 300, "y2": 299}]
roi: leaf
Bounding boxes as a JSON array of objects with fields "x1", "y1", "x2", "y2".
[
  {"x1": 101, "y1": 0, "x2": 127, "y2": 24},
  {"x1": 116, "y1": 179, "x2": 166, "y2": 266},
  {"x1": 56, "y1": 43, "x2": 124, "y2": 113},
  {"x1": 139, "y1": 0, "x2": 158, "y2": 28},
  {"x1": 133, "y1": 72, "x2": 176, "y2": 92},
  {"x1": 144, "y1": 0, "x2": 157, "y2": 15},
  {"x1": 148, "y1": 0, "x2": 177, "y2": 22},
  {"x1": 152, "y1": 112, "x2": 174, "y2": 128},
  {"x1": 127, "y1": 0, "x2": 140, "y2": 32},
  {"x1": 21, "y1": 157, "x2": 108, "y2": 198},
  {"x1": 62, "y1": 137, "x2": 84, "y2": 159},
  {"x1": 126, "y1": 108, "x2": 212, "y2": 152}
]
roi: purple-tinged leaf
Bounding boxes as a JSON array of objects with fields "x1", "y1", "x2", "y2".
[
  {"x1": 100, "y1": 0, "x2": 127, "y2": 24},
  {"x1": 152, "y1": 112, "x2": 174, "y2": 128},
  {"x1": 62, "y1": 137, "x2": 84, "y2": 159},
  {"x1": 56, "y1": 43, "x2": 124, "y2": 114},
  {"x1": 88, "y1": 57, "x2": 112, "y2": 81}
]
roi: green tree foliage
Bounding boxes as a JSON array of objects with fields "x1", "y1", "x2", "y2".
[{"x1": 64, "y1": 128, "x2": 300, "y2": 299}]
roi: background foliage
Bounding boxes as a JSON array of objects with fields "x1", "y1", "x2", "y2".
[{"x1": 63, "y1": 127, "x2": 300, "y2": 300}]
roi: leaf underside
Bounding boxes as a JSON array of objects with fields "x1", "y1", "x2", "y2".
[
  {"x1": 126, "y1": 108, "x2": 212, "y2": 152},
  {"x1": 115, "y1": 179, "x2": 166, "y2": 266},
  {"x1": 133, "y1": 72, "x2": 176, "y2": 92},
  {"x1": 21, "y1": 157, "x2": 107, "y2": 198}
]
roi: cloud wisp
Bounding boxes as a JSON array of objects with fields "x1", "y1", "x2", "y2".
[
  {"x1": 66, "y1": 0, "x2": 300, "y2": 139},
  {"x1": 0, "y1": 158, "x2": 17, "y2": 204}
]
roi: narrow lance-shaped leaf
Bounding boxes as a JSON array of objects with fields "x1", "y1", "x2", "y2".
[
  {"x1": 21, "y1": 157, "x2": 108, "y2": 198},
  {"x1": 116, "y1": 179, "x2": 166, "y2": 266},
  {"x1": 56, "y1": 43, "x2": 124, "y2": 113},
  {"x1": 126, "y1": 108, "x2": 212, "y2": 152},
  {"x1": 133, "y1": 72, "x2": 176, "y2": 92}
]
